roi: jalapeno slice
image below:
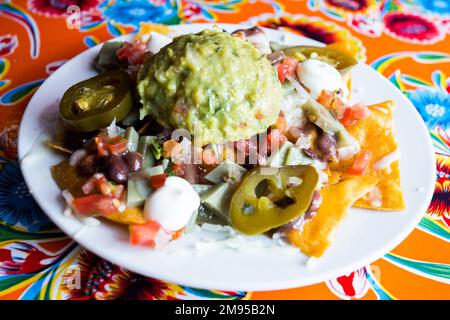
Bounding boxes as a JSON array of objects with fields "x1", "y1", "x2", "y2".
[
  {"x1": 59, "y1": 70, "x2": 133, "y2": 132},
  {"x1": 283, "y1": 46, "x2": 357, "y2": 73},
  {"x1": 230, "y1": 165, "x2": 319, "y2": 235}
]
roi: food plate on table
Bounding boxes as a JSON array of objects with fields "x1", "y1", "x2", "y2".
[{"x1": 18, "y1": 23, "x2": 435, "y2": 291}]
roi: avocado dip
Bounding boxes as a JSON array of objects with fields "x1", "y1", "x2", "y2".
[{"x1": 137, "y1": 28, "x2": 282, "y2": 145}]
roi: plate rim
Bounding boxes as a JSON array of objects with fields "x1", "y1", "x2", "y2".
[{"x1": 17, "y1": 23, "x2": 436, "y2": 291}]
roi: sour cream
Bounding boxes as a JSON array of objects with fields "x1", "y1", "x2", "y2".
[
  {"x1": 143, "y1": 176, "x2": 200, "y2": 231},
  {"x1": 146, "y1": 32, "x2": 172, "y2": 54},
  {"x1": 296, "y1": 59, "x2": 343, "y2": 98}
]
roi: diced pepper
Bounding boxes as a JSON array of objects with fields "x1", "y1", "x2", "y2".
[
  {"x1": 59, "y1": 70, "x2": 132, "y2": 133},
  {"x1": 230, "y1": 165, "x2": 319, "y2": 235}
]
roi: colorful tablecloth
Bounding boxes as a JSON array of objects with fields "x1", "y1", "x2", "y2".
[{"x1": 0, "y1": 0, "x2": 449, "y2": 300}]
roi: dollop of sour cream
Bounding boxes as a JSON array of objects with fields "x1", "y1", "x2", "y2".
[
  {"x1": 296, "y1": 59, "x2": 342, "y2": 98},
  {"x1": 143, "y1": 176, "x2": 200, "y2": 231}
]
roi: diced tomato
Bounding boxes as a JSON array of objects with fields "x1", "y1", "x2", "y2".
[
  {"x1": 130, "y1": 221, "x2": 162, "y2": 247},
  {"x1": 106, "y1": 139, "x2": 127, "y2": 155},
  {"x1": 266, "y1": 129, "x2": 287, "y2": 155},
  {"x1": 348, "y1": 150, "x2": 372, "y2": 175},
  {"x1": 341, "y1": 103, "x2": 371, "y2": 126},
  {"x1": 331, "y1": 96, "x2": 346, "y2": 118},
  {"x1": 277, "y1": 57, "x2": 299, "y2": 83},
  {"x1": 317, "y1": 90, "x2": 334, "y2": 108},
  {"x1": 150, "y1": 173, "x2": 166, "y2": 189},
  {"x1": 341, "y1": 108, "x2": 358, "y2": 126},
  {"x1": 350, "y1": 103, "x2": 371, "y2": 120},
  {"x1": 171, "y1": 163, "x2": 184, "y2": 177},
  {"x1": 170, "y1": 228, "x2": 184, "y2": 241},
  {"x1": 72, "y1": 194, "x2": 117, "y2": 216},
  {"x1": 116, "y1": 41, "x2": 147, "y2": 65},
  {"x1": 95, "y1": 136, "x2": 109, "y2": 157},
  {"x1": 91, "y1": 175, "x2": 108, "y2": 194}
]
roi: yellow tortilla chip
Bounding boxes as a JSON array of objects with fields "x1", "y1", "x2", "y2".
[
  {"x1": 287, "y1": 175, "x2": 378, "y2": 257},
  {"x1": 326, "y1": 169, "x2": 342, "y2": 185},
  {"x1": 104, "y1": 207, "x2": 146, "y2": 225},
  {"x1": 332, "y1": 100, "x2": 405, "y2": 211},
  {"x1": 135, "y1": 22, "x2": 173, "y2": 42}
]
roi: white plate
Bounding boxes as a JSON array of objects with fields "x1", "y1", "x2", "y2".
[{"x1": 18, "y1": 23, "x2": 435, "y2": 291}]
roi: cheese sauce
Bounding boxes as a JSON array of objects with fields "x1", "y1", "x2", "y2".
[{"x1": 296, "y1": 59, "x2": 343, "y2": 98}]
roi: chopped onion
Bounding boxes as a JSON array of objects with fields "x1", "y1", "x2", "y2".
[
  {"x1": 146, "y1": 165, "x2": 165, "y2": 177},
  {"x1": 106, "y1": 118, "x2": 124, "y2": 137},
  {"x1": 80, "y1": 216, "x2": 100, "y2": 227},
  {"x1": 69, "y1": 149, "x2": 87, "y2": 167},
  {"x1": 201, "y1": 223, "x2": 223, "y2": 232},
  {"x1": 63, "y1": 206, "x2": 72, "y2": 217},
  {"x1": 62, "y1": 189, "x2": 74, "y2": 205},
  {"x1": 81, "y1": 180, "x2": 94, "y2": 195}
]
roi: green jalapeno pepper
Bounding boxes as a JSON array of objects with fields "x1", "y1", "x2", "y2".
[
  {"x1": 230, "y1": 165, "x2": 319, "y2": 235},
  {"x1": 59, "y1": 70, "x2": 133, "y2": 132},
  {"x1": 283, "y1": 46, "x2": 357, "y2": 73}
]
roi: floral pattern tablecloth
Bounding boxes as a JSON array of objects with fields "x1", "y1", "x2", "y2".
[{"x1": 0, "y1": 0, "x2": 449, "y2": 300}]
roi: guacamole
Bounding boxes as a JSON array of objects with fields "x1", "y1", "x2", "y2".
[{"x1": 137, "y1": 28, "x2": 282, "y2": 145}]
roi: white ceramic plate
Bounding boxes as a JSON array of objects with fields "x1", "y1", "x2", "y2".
[{"x1": 18, "y1": 23, "x2": 435, "y2": 291}]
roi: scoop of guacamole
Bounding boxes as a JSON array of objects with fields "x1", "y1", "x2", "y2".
[{"x1": 137, "y1": 28, "x2": 282, "y2": 145}]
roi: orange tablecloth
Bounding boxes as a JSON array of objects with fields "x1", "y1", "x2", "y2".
[{"x1": 0, "y1": 0, "x2": 449, "y2": 300}]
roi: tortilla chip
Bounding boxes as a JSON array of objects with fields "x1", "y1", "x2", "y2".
[
  {"x1": 332, "y1": 100, "x2": 405, "y2": 211},
  {"x1": 104, "y1": 207, "x2": 146, "y2": 225},
  {"x1": 135, "y1": 22, "x2": 173, "y2": 42},
  {"x1": 287, "y1": 175, "x2": 378, "y2": 257},
  {"x1": 326, "y1": 169, "x2": 342, "y2": 185}
]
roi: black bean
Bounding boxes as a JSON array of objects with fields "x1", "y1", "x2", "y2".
[
  {"x1": 76, "y1": 154, "x2": 98, "y2": 177},
  {"x1": 99, "y1": 154, "x2": 128, "y2": 184},
  {"x1": 123, "y1": 152, "x2": 143, "y2": 172}
]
